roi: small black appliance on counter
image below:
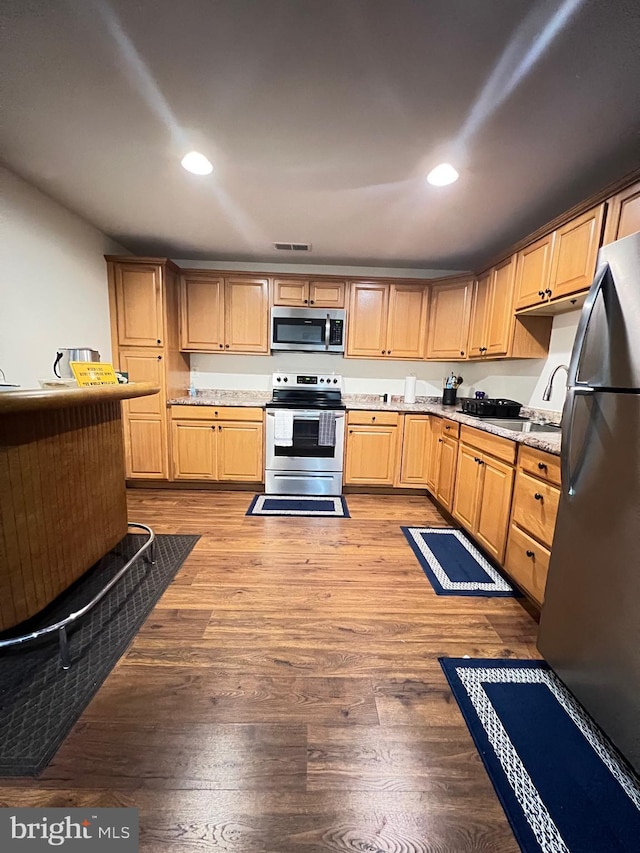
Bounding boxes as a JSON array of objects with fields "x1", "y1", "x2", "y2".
[{"x1": 460, "y1": 398, "x2": 523, "y2": 418}]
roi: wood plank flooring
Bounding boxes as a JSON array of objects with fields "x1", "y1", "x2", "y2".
[{"x1": 0, "y1": 489, "x2": 541, "y2": 852}]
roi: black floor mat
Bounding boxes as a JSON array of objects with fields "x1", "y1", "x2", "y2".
[{"x1": 0, "y1": 533, "x2": 199, "y2": 776}]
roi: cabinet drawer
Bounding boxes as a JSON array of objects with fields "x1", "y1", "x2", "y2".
[
  {"x1": 347, "y1": 410, "x2": 399, "y2": 426},
  {"x1": 511, "y1": 471, "x2": 559, "y2": 548},
  {"x1": 518, "y1": 444, "x2": 561, "y2": 486},
  {"x1": 441, "y1": 419, "x2": 460, "y2": 438},
  {"x1": 459, "y1": 425, "x2": 516, "y2": 464},
  {"x1": 504, "y1": 523, "x2": 550, "y2": 605},
  {"x1": 170, "y1": 406, "x2": 263, "y2": 421}
]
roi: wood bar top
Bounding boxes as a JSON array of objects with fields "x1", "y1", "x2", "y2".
[{"x1": 0, "y1": 382, "x2": 160, "y2": 414}]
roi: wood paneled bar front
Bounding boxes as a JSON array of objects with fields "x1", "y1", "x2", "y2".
[{"x1": 0, "y1": 382, "x2": 159, "y2": 632}]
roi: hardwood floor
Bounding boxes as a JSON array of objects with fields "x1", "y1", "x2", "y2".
[{"x1": 0, "y1": 489, "x2": 541, "y2": 852}]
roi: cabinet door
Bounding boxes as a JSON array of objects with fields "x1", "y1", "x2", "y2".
[
  {"x1": 425, "y1": 279, "x2": 472, "y2": 359},
  {"x1": 514, "y1": 233, "x2": 555, "y2": 311},
  {"x1": 273, "y1": 279, "x2": 309, "y2": 306},
  {"x1": 485, "y1": 256, "x2": 516, "y2": 357},
  {"x1": 435, "y1": 435, "x2": 458, "y2": 511},
  {"x1": 425, "y1": 417, "x2": 442, "y2": 493},
  {"x1": 118, "y1": 350, "x2": 165, "y2": 417},
  {"x1": 124, "y1": 417, "x2": 167, "y2": 478},
  {"x1": 386, "y1": 285, "x2": 428, "y2": 359},
  {"x1": 468, "y1": 272, "x2": 491, "y2": 358},
  {"x1": 218, "y1": 421, "x2": 264, "y2": 482},
  {"x1": 344, "y1": 425, "x2": 397, "y2": 484},
  {"x1": 180, "y1": 275, "x2": 224, "y2": 351},
  {"x1": 474, "y1": 455, "x2": 515, "y2": 563},
  {"x1": 603, "y1": 181, "x2": 640, "y2": 244},
  {"x1": 309, "y1": 280, "x2": 345, "y2": 308},
  {"x1": 399, "y1": 415, "x2": 430, "y2": 485},
  {"x1": 549, "y1": 204, "x2": 605, "y2": 299},
  {"x1": 224, "y1": 277, "x2": 269, "y2": 353},
  {"x1": 347, "y1": 282, "x2": 389, "y2": 357},
  {"x1": 172, "y1": 421, "x2": 217, "y2": 480},
  {"x1": 114, "y1": 263, "x2": 164, "y2": 347},
  {"x1": 504, "y1": 523, "x2": 550, "y2": 605},
  {"x1": 452, "y1": 445, "x2": 481, "y2": 532}
]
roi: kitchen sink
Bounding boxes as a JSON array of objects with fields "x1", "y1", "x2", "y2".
[{"x1": 481, "y1": 418, "x2": 562, "y2": 433}]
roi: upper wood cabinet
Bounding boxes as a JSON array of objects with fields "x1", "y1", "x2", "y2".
[
  {"x1": 603, "y1": 180, "x2": 640, "y2": 244},
  {"x1": 514, "y1": 233, "x2": 555, "y2": 311},
  {"x1": 514, "y1": 204, "x2": 605, "y2": 312},
  {"x1": 425, "y1": 278, "x2": 473, "y2": 360},
  {"x1": 347, "y1": 282, "x2": 427, "y2": 359},
  {"x1": 180, "y1": 273, "x2": 269, "y2": 353},
  {"x1": 180, "y1": 275, "x2": 224, "y2": 351},
  {"x1": 113, "y1": 263, "x2": 164, "y2": 347},
  {"x1": 549, "y1": 204, "x2": 605, "y2": 300},
  {"x1": 468, "y1": 270, "x2": 492, "y2": 358},
  {"x1": 273, "y1": 278, "x2": 345, "y2": 307}
]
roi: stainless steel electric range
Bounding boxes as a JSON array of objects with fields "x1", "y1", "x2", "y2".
[{"x1": 265, "y1": 372, "x2": 346, "y2": 495}]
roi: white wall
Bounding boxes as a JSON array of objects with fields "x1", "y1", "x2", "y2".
[{"x1": 0, "y1": 168, "x2": 127, "y2": 389}]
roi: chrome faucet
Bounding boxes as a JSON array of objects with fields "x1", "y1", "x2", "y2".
[{"x1": 542, "y1": 364, "x2": 569, "y2": 401}]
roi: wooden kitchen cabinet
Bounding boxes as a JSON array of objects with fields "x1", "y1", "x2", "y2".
[
  {"x1": 398, "y1": 415, "x2": 431, "y2": 486},
  {"x1": 107, "y1": 256, "x2": 189, "y2": 481},
  {"x1": 514, "y1": 204, "x2": 604, "y2": 313},
  {"x1": 425, "y1": 416, "x2": 442, "y2": 493},
  {"x1": 468, "y1": 271, "x2": 491, "y2": 358},
  {"x1": 344, "y1": 411, "x2": 399, "y2": 484},
  {"x1": 112, "y1": 262, "x2": 164, "y2": 347},
  {"x1": 347, "y1": 282, "x2": 427, "y2": 360},
  {"x1": 549, "y1": 204, "x2": 605, "y2": 300},
  {"x1": 273, "y1": 278, "x2": 345, "y2": 307},
  {"x1": 603, "y1": 180, "x2": 640, "y2": 244},
  {"x1": 453, "y1": 428, "x2": 516, "y2": 563},
  {"x1": 425, "y1": 277, "x2": 472, "y2": 359},
  {"x1": 179, "y1": 273, "x2": 269, "y2": 353},
  {"x1": 504, "y1": 445, "x2": 560, "y2": 605},
  {"x1": 514, "y1": 233, "x2": 555, "y2": 311},
  {"x1": 171, "y1": 406, "x2": 264, "y2": 482},
  {"x1": 435, "y1": 432, "x2": 458, "y2": 512}
]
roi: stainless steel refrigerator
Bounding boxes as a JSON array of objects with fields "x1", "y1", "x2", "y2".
[{"x1": 538, "y1": 230, "x2": 640, "y2": 773}]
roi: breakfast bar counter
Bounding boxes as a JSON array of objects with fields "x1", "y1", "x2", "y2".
[{"x1": 0, "y1": 382, "x2": 159, "y2": 631}]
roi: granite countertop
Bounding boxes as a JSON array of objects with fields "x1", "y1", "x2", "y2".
[{"x1": 169, "y1": 390, "x2": 561, "y2": 455}]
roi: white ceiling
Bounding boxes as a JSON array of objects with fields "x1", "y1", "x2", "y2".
[{"x1": 2, "y1": 0, "x2": 640, "y2": 270}]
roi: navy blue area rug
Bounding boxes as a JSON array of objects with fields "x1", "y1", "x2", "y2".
[
  {"x1": 440, "y1": 658, "x2": 640, "y2": 853},
  {"x1": 247, "y1": 494, "x2": 350, "y2": 517},
  {"x1": 401, "y1": 527, "x2": 515, "y2": 596}
]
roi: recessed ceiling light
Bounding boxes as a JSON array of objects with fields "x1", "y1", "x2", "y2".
[
  {"x1": 427, "y1": 163, "x2": 459, "y2": 186},
  {"x1": 181, "y1": 151, "x2": 213, "y2": 175}
]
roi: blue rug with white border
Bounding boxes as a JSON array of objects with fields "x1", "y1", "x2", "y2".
[
  {"x1": 247, "y1": 494, "x2": 350, "y2": 517},
  {"x1": 401, "y1": 526, "x2": 516, "y2": 596},
  {"x1": 440, "y1": 658, "x2": 640, "y2": 853}
]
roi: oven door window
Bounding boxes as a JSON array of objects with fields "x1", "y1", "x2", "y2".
[
  {"x1": 274, "y1": 417, "x2": 335, "y2": 458},
  {"x1": 272, "y1": 317, "x2": 326, "y2": 346}
]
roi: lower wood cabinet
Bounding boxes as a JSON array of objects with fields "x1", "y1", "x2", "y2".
[
  {"x1": 424, "y1": 417, "x2": 459, "y2": 509},
  {"x1": 398, "y1": 414, "x2": 431, "y2": 486},
  {"x1": 171, "y1": 407, "x2": 264, "y2": 482},
  {"x1": 119, "y1": 348, "x2": 168, "y2": 478},
  {"x1": 452, "y1": 428, "x2": 516, "y2": 563},
  {"x1": 344, "y1": 411, "x2": 399, "y2": 485},
  {"x1": 504, "y1": 445, "x2": 560, "y2": 605}
]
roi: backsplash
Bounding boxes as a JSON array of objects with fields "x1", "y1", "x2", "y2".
[{"x1": 191, "y1": 310, "x2": 580, "y2": 411}]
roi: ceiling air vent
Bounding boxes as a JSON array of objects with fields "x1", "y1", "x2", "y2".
[{"x1": 273, "y1": 242, "x2": 312, "y2": 251}]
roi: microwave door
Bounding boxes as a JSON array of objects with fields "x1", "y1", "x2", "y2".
[{"x1": 272, "y1": 317, "x2": 326, "y2": 350}]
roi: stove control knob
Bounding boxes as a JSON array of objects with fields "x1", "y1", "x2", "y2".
[
  {"x1": 333, "y1": 378, "x2": 338, "y2": 384},
  {"x1": 283, "y1": 377, "x2": 288, "y2": 383},
  {"x1": 320, "y1": 378, "x2": 325, "y2": 383},
  {"x1": 276, "y1": 377, "x2": 281, "y2": 382}
]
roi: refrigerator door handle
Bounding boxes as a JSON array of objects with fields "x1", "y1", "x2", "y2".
[
  {"x1": 568, "y1": 262, "x2": 610, "y2": 387},
  {"x1": 562, "y1": 385, "x2": 594, "y2": 496}
]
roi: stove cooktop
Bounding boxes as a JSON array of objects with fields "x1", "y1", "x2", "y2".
[{"x1": 268, "y1": 372, "x2": 344, "y2": 409}]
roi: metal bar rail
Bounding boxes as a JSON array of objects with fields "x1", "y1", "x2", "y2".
[{"x1": 0, "y1": 523, "x2": 155, "y2": 670}]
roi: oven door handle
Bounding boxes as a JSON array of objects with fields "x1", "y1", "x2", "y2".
[{"x1": 266, "y1": 410, "x2": 345, "y2": 419}]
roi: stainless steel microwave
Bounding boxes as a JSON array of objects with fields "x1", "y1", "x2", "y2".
[{"x1": 270, "y1": 307, "x2": 346, "y2": 353}]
